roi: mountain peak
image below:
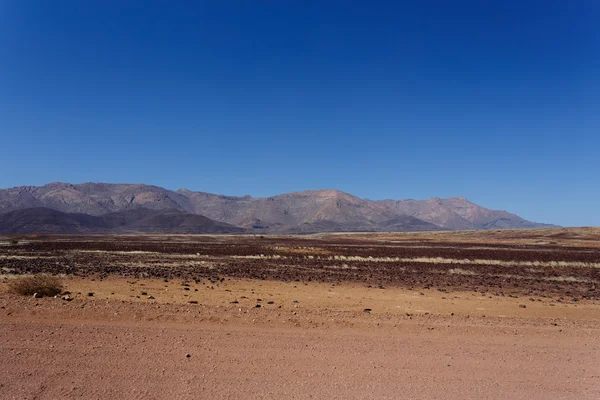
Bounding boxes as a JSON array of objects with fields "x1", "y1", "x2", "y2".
[{"x1": 0, "y1": 182, "x2": 557, "y2": 232}]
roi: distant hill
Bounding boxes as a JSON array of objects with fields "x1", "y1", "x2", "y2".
[
  {"x1": 0, "y1": 207, "x2": 244, "y2": 234},
  {"x1": 0, "y1": 208, "x2": 108, "y2": 234},
  {"x1": 0, "y1": 182, "x2": 556, "y2": 233}
]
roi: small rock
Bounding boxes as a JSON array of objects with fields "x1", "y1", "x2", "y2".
[
  {"x1": 147, "y1": 296, "x2": 155, "y2": 300},
  {"x1": 519, "y1": 304, "x2": 526, "y2": 309},
  {"x1": 62, "y1": 295, "x2": 72, "y2": 302},
  {"x1": 141, "y1": 292, "x2": 148, "y2": 295},
  {"x1": 267, "y1": 301, "x2": 274, "y2": 304},
  {"x1": 87, "y1": 292, "x2": 94, "y2": 297},
  {"x1": 255, "y1": 304, "x2": 261, "y2": 308},
  {"x1": 188, "y1": 300, "x2": 198, "y2": 304},
  {"x1": 185, "y1": 353, "x2": 191, "y2": 358},
  {"x1": 363, "y1": 308, "x2": 372, "y2": 312},
  {"x1": 33, "y1": 293, "x2": 42, "y2": 299}
]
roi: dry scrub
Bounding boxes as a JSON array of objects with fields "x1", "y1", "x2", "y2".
[{"x1": 8, "y1": 275, "x2": 63, "y2": 297}]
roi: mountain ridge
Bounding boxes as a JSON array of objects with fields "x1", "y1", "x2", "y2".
[{"x1": 0, "y1": 182, "x2": 556, "y2": 233}]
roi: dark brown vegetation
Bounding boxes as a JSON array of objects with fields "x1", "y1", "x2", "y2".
[
  {"x1": 1, "y1": 229, "x2": 599, "y2": 300},
  {"x1": 7, "y1": 275, "x2": 63, "y2": 297}
]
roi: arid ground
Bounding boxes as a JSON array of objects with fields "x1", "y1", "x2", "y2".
[{"x1": 1, "y1": 228, "x2": 599, "y2": 399}]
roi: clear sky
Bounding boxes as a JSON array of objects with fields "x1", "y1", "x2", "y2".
[{"x1": 1, "y1": 1, "x2": 598, "y2": 227}]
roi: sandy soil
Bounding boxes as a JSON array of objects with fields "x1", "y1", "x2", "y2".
[
  {"x1": 1, "y1": 277, "x2": 600, "y2": 400},
  {"x1": 1, "y1": 230, "x2": 599, "y2": 399}
]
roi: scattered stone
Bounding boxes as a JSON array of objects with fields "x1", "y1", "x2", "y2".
[
  {"x1": 141, "y1": 292, "x2": 148, "y2": 295},
  {"x1": 184, "y1": 287, "x2": 190, "y2": 291},
  {"x1": 62, "y1": 295, "x2": 72, "y2": 301},
  {"x1": 363, "y1": 308, "x2": 372, "y2": 312},
  {"x1": 87, "y1": 292, "x2": 94, "y2": 297},
  {"x1": 147, "y1": 296, "x2": 155, "y2": 300},
  {"x1": 292, "y1": 300, "x2": 299, "y2": 304},
  {"x1": 267, "y1": 301, "x2": 274, "y2": 305},
  {"x1": 230, "y1": 300, "x2": 239, "y2": 304},
  {"x1": 519, "y1": 304, "x2": 526, "y2": 309},
  {"x1": 255, "y1": 304, "x2": 261, "y2": 308},
  {"x1": 33, "y1": 293, "x2": 42, "y2": 299},
  {"x1": 185, "y1": 353, "x2": 191, "y2": 358},
  {"x1": 188, "y1": 300, "x2": 198, "y2": 304}
]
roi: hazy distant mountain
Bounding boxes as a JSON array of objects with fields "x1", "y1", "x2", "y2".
[
  {"x1": 0, "y1": 182, "x2": 556, "y2": 233},
  {"x1": 0, "y1": 207, "x2": 243, "y2": 234},
  {"x1": 0, "y1": 207, "x2": 107, "y2": 234},
  {"x1": 374, "y1": 197, "x2": 554, "y2": 230}
]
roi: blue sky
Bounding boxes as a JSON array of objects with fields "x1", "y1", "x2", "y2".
[{"x1": 1, "y1": 1, "x2": 598, "y2": 226}]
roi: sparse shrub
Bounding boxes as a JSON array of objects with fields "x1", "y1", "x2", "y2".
[{"x1": 8, "y1": 275, "x2": 63, "y2": 297}]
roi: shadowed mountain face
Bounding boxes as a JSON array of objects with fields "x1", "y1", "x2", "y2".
[
  {"x1": 0, "y1": 207, "x2": 244, "y2": 234},
  {"x1": 0, "y1": 183, "x2": 555, "y2": 233}
]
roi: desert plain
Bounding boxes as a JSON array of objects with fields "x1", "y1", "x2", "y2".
[{"x1": 1, "y1": 228, "x2": 599, "y2": 399}]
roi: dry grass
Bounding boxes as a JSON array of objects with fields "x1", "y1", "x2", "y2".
[
  {"x1": 272, "y1": 246, "x2": 333, "y2": 255},
  {"x1": 8, "y1": 275, "x2": 63, "y2": 297}
]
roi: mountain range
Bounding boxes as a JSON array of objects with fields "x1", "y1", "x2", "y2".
[{"x1": 0, "y1": 182, "x2": 555, "y2": 234}]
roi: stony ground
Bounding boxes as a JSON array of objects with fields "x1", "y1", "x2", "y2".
[{"x1": 1, "y1": 229, "x2": 599, "y2": 399}]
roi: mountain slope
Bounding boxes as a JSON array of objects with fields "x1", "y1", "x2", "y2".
[
  {"x1": 0, "y1": 182, "x2": 555, "y2": 232},
  {"x1": 0, "y1": 207, "x2": 244, "y2": 234},
  {"x1": 376, "y1": 215, "x2": 446, "y2": 232},
  {"x1": 0, "y1": 183, "x2": 193, "y2": 216},
  {"x1": 0, "y1": 208, "x2": 107, "y2": 234},
  {"x1": 375, "y1": 197, "x2": 554, "y2": 230}
]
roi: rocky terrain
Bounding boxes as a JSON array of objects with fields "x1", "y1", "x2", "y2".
[
  {"x1": 0, "y1": 182, "x2": 555, "y2": 233},
  {"x1": 1, "y1": 229, "x2": 599, "y2": 399}
]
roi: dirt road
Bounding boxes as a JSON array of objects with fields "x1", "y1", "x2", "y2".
[{"x1": 1, "y1": 285, "x2": 599, "y2": 400}]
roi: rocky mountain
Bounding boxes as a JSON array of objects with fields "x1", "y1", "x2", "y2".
[
  {"x1": 0, "y1": 208, "x2": 108, "y2": 234},
  {"x1": 374, "y1": 197, "x2": 551, "y2": 230},
  {"x1": 0, "y1": 207, "x2": 243, "y2": 234},
  {"x1": 0, "y1": 182, "x2": 555, "y2": 233}
]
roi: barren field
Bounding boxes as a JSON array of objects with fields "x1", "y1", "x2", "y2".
[{"x1": 1, "y1": 228, "x2": 600, "y2": 399}]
